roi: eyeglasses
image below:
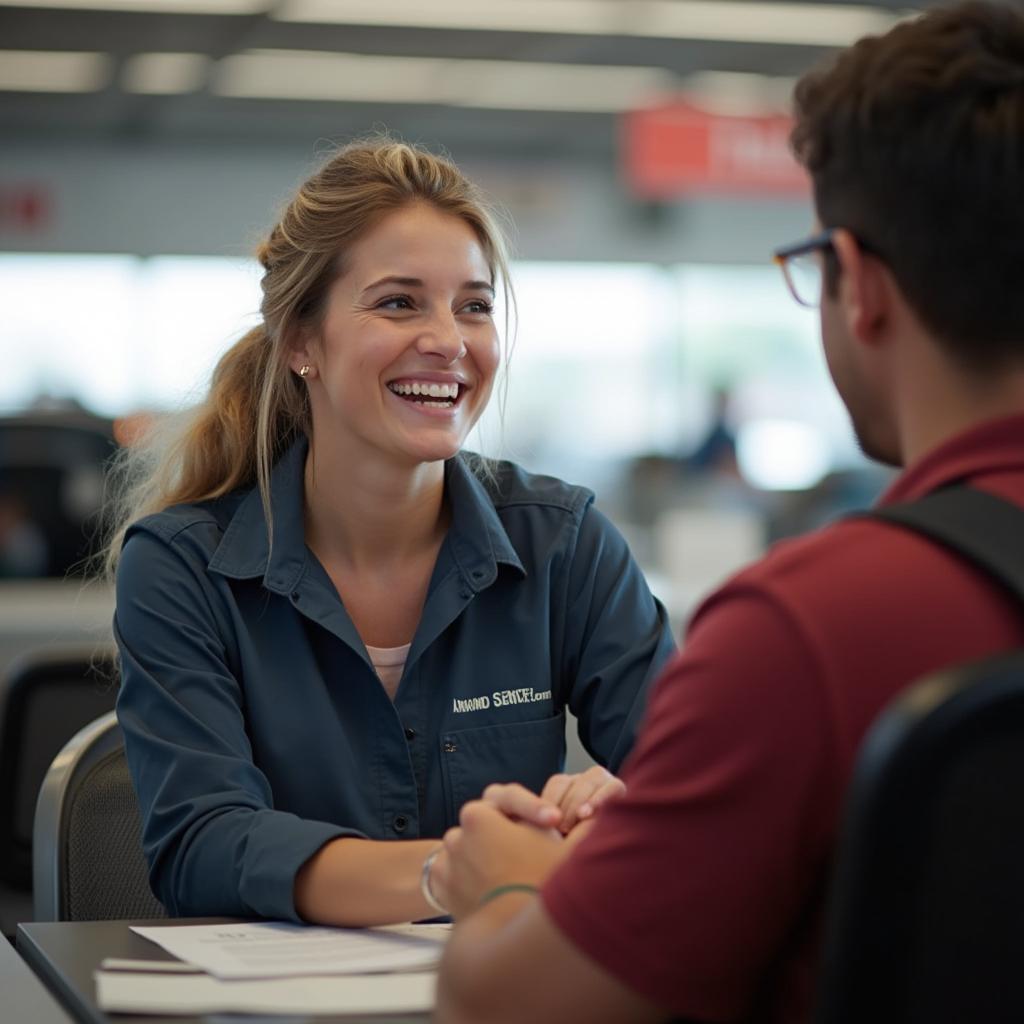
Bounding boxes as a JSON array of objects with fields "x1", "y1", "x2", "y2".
[
  {"x1": 772, "y1": 228, "x2": 881, "y2": 308},
  {"x1": 772, "y1": 228, "x2": 836, "y2": 309}
]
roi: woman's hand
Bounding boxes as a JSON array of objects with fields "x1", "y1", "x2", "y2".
[
  {"x1": 539, "y1": 766, "x2": 626, "y2": 833},
  {"x1": 478, "y1": 766, "x2": 626, "y2": 835}
]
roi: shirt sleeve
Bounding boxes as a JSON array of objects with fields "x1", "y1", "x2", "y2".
[
  {"x1": 562, "y1": 504, "x2": 678, "y2": 772},
  {"x1": 114, "y1": 524, "x2": 364, "y2": 921},
  {"x1": 542, "y1": 584, "x2": 835, "y2": 1021}
]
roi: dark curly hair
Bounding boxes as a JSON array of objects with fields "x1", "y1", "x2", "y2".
[{"x1": 791, "y1": 1, "x2": 1024, "y2": 368}]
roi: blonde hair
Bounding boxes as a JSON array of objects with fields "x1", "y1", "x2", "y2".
[{"x1": 101, "y1": 138, "x2": 513, "y2": 580}]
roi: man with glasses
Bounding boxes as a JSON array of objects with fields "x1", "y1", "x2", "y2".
[{"x1": 433, "y1": 3, "x2": 1024, "y2": 1022}]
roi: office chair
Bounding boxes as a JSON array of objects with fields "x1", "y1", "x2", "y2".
[
  {"x1": 0, "y1": 647, "x2": 119, "y2": 890},
  {"x1": 0, "y1": 412, "x2": 115, "y2": 578},
  {"x1": 33, "y1": 710, "x2": 165, "y2": 922},
  {"x1": 815, "y1": 650, "x2": 1024, "y2": 1024}
]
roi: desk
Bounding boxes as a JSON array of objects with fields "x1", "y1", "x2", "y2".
[
  {"x1": 17, "y1": 918, "x2": 432, "y2": 1024},
  {"x1": 0, "y1": 931, "x2": 73, "y2": 1022}
]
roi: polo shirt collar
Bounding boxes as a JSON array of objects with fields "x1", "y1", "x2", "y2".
[
  {"x1": 207, "y1": 437, "x2": 525, "y2": 593},
  {"x1": 880, "y1": 412, "x2": 1024, "y2": 506}
]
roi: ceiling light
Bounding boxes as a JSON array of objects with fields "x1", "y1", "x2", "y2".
[
  {"x1": 0, "y1": 0, "x2": 267, "y2": 12},
  {"x1": 681, "y1": 71, "x2": 798, "y2": 116},
  {"x1": 214, "y1": 50, "x2": 675, "y2": 113},
  {"x1": 0, "y1": 50, "x2": 111, "y2": 92},
  {"x1": 276, "y1": 0, "x2": 917, "y2": 47},
  {"x1": 121, "y1": 52, "x2": 209, "y2": 94},
  {"x1": 451, "y1": 60, "x2": 673, "y2": 113},
  {"x1": 215, "y1": 52, "x2": 449, "y2": 105},
  {"x1": 276, "y1": 0, "x2": 624, "y2": 34},
  {"x1": 642, "y1": 2, "x2": 911, "y2": 46}
]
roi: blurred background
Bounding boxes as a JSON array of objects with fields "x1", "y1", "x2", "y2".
[{"x1": 1, "y1": 0, "x2": 957, "y2": 658}]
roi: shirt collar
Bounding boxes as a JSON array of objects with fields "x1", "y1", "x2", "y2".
[
  {"x1": 879, "y1": 413, "x2": 1024, "y2": 506},
  {"x1": 444, "y1": 456, "x2": 525, "y2": 590},
  {"x1": 207, "y1": 438, "x2": 525, "y2": 592},
  {"x1": 207, "y1": 435, "x2": 309, "y2": 593}
]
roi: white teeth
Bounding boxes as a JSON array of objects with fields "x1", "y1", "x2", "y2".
[{"x1": 388, "y1": 381, "x2": 460, "y2": 400}]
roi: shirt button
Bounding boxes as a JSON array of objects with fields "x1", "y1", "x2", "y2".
[
  {"x1": 291, "y1": 591, "x2": 300, "y2": 601},
  {"x1": 404, "y1": 727, "x2": 416, "y2": 741},
  {"x1": 443, "y1": 739, "x2": 457, "y2": 754},
  {"x1": 393, "y1": 815, "x2": 409, "y2": 833}
]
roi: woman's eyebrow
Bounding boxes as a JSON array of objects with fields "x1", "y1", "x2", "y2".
[
  {"x1": 360, "y1": 276, "x2": 495, "y2": 295},
  {"x1": 361, "y1": 276, "x2": 423, "y2": 294}
]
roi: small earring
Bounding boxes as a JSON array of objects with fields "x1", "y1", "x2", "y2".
[{"x1": 298, "y1": 365, "x2": 311, "y2": 379}]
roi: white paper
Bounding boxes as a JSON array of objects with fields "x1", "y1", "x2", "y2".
[
  {"x1": 131, "y1": 922, "x2": 450, "y2": 979},
  {"x1": 95, "y1": 968, "x2": 436, "y2": 1016}
]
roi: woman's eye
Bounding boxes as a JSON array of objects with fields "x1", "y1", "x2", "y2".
[
  {"x1": 378, "y1": 295, "x2": 414, "y2": 311},
  {"x1": 462, "y1": 300, "x2": 494, "y2": 315}
]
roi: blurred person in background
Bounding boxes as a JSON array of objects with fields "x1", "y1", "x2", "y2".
[
  {"x1": 104, "y1": 139, "x2": 675, "y2": 926},
  {"x1": 685, "y1": 385, "x2": 738, "y2": 478},
  {"x1": 432, "y1": 3, "x2": 1024, "y2": 1022}
]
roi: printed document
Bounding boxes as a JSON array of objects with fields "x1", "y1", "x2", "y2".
[{"x1": 131, "y1": 921, "x2": 450, "y2": 979}]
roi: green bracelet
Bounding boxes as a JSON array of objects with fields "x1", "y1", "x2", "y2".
[{"x1": 479, "y1": 883, "x2": 540, "y2": 907}]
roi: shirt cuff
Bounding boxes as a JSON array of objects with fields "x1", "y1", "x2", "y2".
[{"x1": 238, "y1": 812, "x2": 367, "y2": 922}]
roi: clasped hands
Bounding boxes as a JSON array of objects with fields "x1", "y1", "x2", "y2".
[{"x1": 430, "y1": 765, "x2": 625, "y2": 919}]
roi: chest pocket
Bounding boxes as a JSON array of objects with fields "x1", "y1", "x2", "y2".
[{"x1": 440, "y1": 712, "x2": 567, "y2": 823}]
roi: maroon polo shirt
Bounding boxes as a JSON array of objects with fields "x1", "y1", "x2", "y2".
[{"x1": 543, "y1": 414, "x2": 1024, "y2": 1024}]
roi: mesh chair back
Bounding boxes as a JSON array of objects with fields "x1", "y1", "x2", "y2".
[
  {"x1": 816, "y1": 651, "x2": 1024, "y2": 1024},
  {"x1": 33, "y1": 711, "x2": 165, "y2": 922},
  {"x1": 0, "y1": 648, "x2": 118, "y2": 887}
]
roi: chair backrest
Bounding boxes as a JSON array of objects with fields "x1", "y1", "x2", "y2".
[
  {"x1": 0, "y1": 647, "x2": 119, "y2": 888},
  {"x1": 815, "y1": 650, "x2": 1024, "y2": 1024},
  {"x1": 33, "y1": 711, "x2": 165, "y2": 922},
  {"x1": 0, "y1": 413, "x2": 115, "y2": 578}
]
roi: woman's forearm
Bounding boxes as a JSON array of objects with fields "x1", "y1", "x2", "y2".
[{"x1": 294, "y1": 836, "x2": 440, "y2": 926}]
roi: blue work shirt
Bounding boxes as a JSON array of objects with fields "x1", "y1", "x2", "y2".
[{"x1": 115, "y1": 438, "x2": 676, "y2": 921}]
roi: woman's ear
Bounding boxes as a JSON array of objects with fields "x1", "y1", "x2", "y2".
[{"x1": 286, "y1": 328, "x2": 317, "y2": 378}]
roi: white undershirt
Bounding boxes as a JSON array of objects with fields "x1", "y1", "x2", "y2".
[{"x1": 364, "y1": 642, "x2": 412, "y2": 701}]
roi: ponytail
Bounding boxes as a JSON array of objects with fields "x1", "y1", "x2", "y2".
[{"x1": 100, "y1": 323, "x2": 307, "y2": 581}]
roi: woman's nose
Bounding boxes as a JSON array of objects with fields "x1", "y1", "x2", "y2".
[{"x1": 417, "y1": 310, "x2": 466, "y2": 361}]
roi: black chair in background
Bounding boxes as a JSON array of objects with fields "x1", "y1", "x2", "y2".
[
  {"x1": 0, "y1": 411, "x2": 116, "y2": 579},
  {"x1": 0, "y1": 647, "x2": 118, "y2": 936},
  {"x1": 33, "y1": 710, "x2": 164, "y2": 922},
  {"x1": 816, "y1": 651, "x2": 1024, "y2": 1024}
]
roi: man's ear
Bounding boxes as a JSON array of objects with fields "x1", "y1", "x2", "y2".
[{"x1": 831, "y1": 229, "x2": 890, "y2": 347}]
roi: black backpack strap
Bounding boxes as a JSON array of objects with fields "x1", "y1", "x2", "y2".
[{"x1": 868, "y1": 487, "x2": 1024, "y2": 605}]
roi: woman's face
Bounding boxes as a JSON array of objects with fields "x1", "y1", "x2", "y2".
[{"x1": 295, "y1": 202, "x2": 500, "y2": 470}]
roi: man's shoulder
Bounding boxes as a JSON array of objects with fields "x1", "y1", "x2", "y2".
[{"x1": 720, "y1": 512, "x2": 948, "y2": 612}]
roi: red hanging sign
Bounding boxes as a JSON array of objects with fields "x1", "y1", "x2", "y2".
[{"x1": 623, "y1": 101, "x2": 810, "y2": 199}]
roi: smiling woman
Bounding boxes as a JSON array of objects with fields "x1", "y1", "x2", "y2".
[
  {"x1": 101, "y1": 137, "x2": 676, "y2": 928},
  {"x1": 292, "y1": 203, "x2": 501, "y2": 487}
]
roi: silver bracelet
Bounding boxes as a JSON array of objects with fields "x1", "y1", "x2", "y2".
[{"x1": 419, "y1": 847, "x2": 448, "y2": 915}]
